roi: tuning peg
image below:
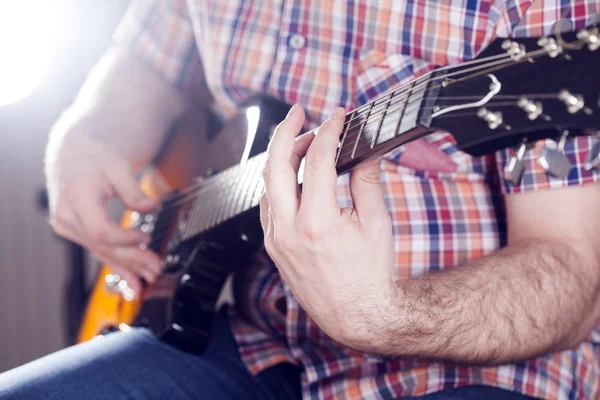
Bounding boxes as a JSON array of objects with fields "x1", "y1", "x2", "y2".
[
  {"x1": 504, "y1": 142, "x2": 528, "y2": 186},
  {"x1": 477, "y1": 107, "x2": 503, "y2": 130},
  {"x1": 517, "y1": 96, "x2": 544, "y2": 120},
  {"x1": 558, "y1": 90, "x2": 585, "y2": 114},
  {"x1": 577, "y1": 27, "x2": 599, "y2": 51},
  {"x1": 539, "y1": 131, "x2": 572, "y2": 178},
  {"x1": 584, "y1": 139, "x2": 600, "y2": 171}
]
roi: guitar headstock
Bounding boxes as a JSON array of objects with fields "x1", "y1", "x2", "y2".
[{"x1": 426, "y1": 25, "x2": 600, "y2": 169}]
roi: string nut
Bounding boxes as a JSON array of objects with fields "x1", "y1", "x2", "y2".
[
  {"x1": 577, "y1": 27, "x2": 599, "y2": 51},
  {"x1": 537, "y1": 37, "x2": 563, "y2": 58}
]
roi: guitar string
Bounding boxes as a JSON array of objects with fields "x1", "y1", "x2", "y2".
[
  {"x1": 147, "y1": 92, "x2": 554, "y2": 243},
  {"x1": 147, "y1": 48, "x2": 568, "y2": 243},
  {"x1": 144, "y1": 52, "x2": 521, "y2": 210},
  {"x1": 153, "y1": 77, "x2": 559, "y2": 240},
  {"x1": 148, "y1": 86, "x2": 558, "y2": 243},
  {"x1": 156, "y1": 53, "x2": 529, "y2": 210}
]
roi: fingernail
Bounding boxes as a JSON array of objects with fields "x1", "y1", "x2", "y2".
[
  {"x1": 287, "y1": 104, "x2": 301, "y2": 118},
  {"x1": 329, "y1": 108, "x2": 345, "y2": 119}
]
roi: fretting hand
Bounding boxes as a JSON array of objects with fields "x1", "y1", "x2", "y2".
[{"x1": 259, "y1": 105, "x2": 454, "y2": 346}]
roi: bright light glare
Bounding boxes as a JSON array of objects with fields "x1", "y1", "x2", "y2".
[{"x1": 0, "y1": 1, "x2": 61, "y2": 106}]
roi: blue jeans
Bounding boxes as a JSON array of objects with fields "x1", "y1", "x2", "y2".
[{"x1": 0, "y1": 308, "x2": 535, "y2": 399}]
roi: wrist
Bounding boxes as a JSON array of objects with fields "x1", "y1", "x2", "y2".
[{"x1": 335, "y1": 279, "x2": 401, "y2": 354}]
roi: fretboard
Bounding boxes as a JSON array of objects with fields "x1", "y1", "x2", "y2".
[{"x1": 172, "y1": 75, "x2": 432, "y2": 243}]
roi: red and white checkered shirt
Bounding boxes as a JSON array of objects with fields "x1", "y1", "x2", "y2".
[{"x1": 115, "y1": 1, "x2": 600, "y2": 398}]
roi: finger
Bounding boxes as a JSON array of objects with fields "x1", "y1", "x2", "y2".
[
  {"x1": 292, "y1": 132, "x2": 316, "y2": 171},
  {"x1": 111, "y1": 246, "x2": 162, "y2": 277},
  {"x1": 103, "y1": 161, "x2": 158, "y2": 212},
  {"x1": 350, "y1": 158, "x2": 388, "y2": 223},
  {"x1": 259, "y1": 192, "x2": 270, "y2": 234},
  {"x1": 262, "y1": 104, "x2": 305, "y2": 223},
  {"x1": 398, "y1": 139, "x2": 457, "y2": 172},
  {"x1": 101, "y1": 264, "x2": 143, "y2": 296},
  {"x1": 74, "y1": 193, "x2": 151, "y2": 246},
  {"x1": 300, "y1": 108, "x2": 345, "y2": 214},
  {"x1": 95, "y1": 246, "x2": 161, "y2": 284}
]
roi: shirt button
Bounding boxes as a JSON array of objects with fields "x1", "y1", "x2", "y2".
[{"x1": 288, "y1": 33, "x2": 306, "y2": 50}]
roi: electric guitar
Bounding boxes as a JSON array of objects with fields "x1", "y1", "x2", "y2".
[{"x1": 79, "y1": 27, "x2": 600, "y2": 352}]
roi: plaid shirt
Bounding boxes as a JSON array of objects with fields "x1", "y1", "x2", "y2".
[{"x1": 115, "y1": 1, "x2": 600, "y2": 399}]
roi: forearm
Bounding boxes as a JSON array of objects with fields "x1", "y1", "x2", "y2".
[
  {"x1": 374, "y1": 239, "x2": 600, "y2": 364},
  {"x1": 47, "y1": 46, "x2": 191, "y2": 170}
]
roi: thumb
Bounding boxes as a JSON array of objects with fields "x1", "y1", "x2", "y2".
[
  {"x1": 350, "y1": 158, "x2": 387, "y2": 223},
  {"x1": 104, "y1": 163, "x2": 157, "y2": 212}
]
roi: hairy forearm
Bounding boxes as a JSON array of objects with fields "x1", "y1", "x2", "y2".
[
  {"x1": 374, "y1": 239, "x2": 600, "y2": 364},
  {"x1": 47, "y1": 46, "x2": 191, "y2": 170}
]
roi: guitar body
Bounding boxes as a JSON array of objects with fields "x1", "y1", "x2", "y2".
[{"x1": 77, "y1": 97, "x2": 290, "y2": 343}]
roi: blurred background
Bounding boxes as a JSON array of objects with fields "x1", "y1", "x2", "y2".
[{"x1": 0, "y1": 0, "x2": 129, "y2": 372}]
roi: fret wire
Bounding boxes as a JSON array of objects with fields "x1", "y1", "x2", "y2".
[
  {"x1": 340, "y1": 92, "x2": 421, "y2": 159},
  {"x1": 196, "y1": 183, "x2": 213, "y2": 236},
  {"x1": 234, "y1": 156, "x2": 258, "y2": 215},
  {"x1": 371, "y1": 92, "x2": 394, "y2": 149},
  {"x1": 221, "y1": 169, "x2": 240, "y2": 225},
  {"x1": 243, "y1": 155, "x2": 266, "y2": 212},
  {"x1": 335, "y1": 109, "x2": 357, "y2": 164},
  {"x1": 393, "y1": 81, "x2": 416, "y2": 138},
  {"x1": 211, "y1": 175, "x2": 227, "y2": 227},
  {"x1": 181, "y1": 181, "x2": 205, "y2": 240},
  {"x1": 194, "y1": 185, "x2": 213, "y2": 237},
  {"x1": 340, "y1": 90, "x2": 413, "y2": 146},
  {"x1": 183, "y1": 188, "x2": 202, "y2": 240},
  {"x1": 207, "y1": 175, "x2": 227, "y2": 230},
  {"x1": 227, "y1": 163, "x2": 249, "y2": 221},
  {"x1": 351, "y1": 101, "x2": 375, "y2": 159},
  {"x1": 242, "y1": 156, "x2": 263, "y2": 212},
  {"x1": 217, "y1": 170, "x2": 238, "y2": 225}
]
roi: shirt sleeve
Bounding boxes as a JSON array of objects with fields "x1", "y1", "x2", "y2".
[
  {"x1": 112, "y1": 0, "x2": 204, "y2": 94},
  {"x1": 495, "y1": 135, "x2": 600, "y2": 195}
]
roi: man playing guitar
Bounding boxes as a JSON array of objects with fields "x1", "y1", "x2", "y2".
[{"x1": 1, "y1": 0, "x2": 600, "y2": 399}]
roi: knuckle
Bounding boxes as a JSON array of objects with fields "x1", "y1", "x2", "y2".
[
  {"x1": 304, "y1": 145, "x2": 323, "y2": 167},
  {"x1": 272, "y1": 233, "x2": 291, "y2": 252},
  {"x1": 359, "y1": 170, "x2": 381, "y2": 185},
  {"x1": 261, "y1": 159, "x2": 275, "y2": 182},
  {"x1": 297, "y1": 218, "x2": 324, "y2": 241}
]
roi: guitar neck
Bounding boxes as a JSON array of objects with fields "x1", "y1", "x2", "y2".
[{"x1": 170, "y1": 74, "x2": 436, "y2": 244}]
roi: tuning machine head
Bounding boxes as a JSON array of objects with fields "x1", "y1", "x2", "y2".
[
  {"x1": 537, "y1": 37, "x2": 563, "y2": 58},
  {"x1": 477, "y1": 107, "x2": 504, "y2": 130},
  {"x1": 504, "y1": 142, "x2": 529, "y2": 186},
  {"x1": 584, "y1": 138, "x2": 600, "y2": 171},
  {"x1": 538, "y1": 131, "x2": 573, "y2": 178},
  {"x1": 577, "y1": 27, "x2": 599, "y2": 51},
  {"x1": 502, "y1": 40, "x2": 527, "y2": 60},
  {"x1": 558, "y1": 90, "x2": 585, "y2": 114},
  {"x1": 517, "y1": 96, "x2": 546, "y2": 120}
]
